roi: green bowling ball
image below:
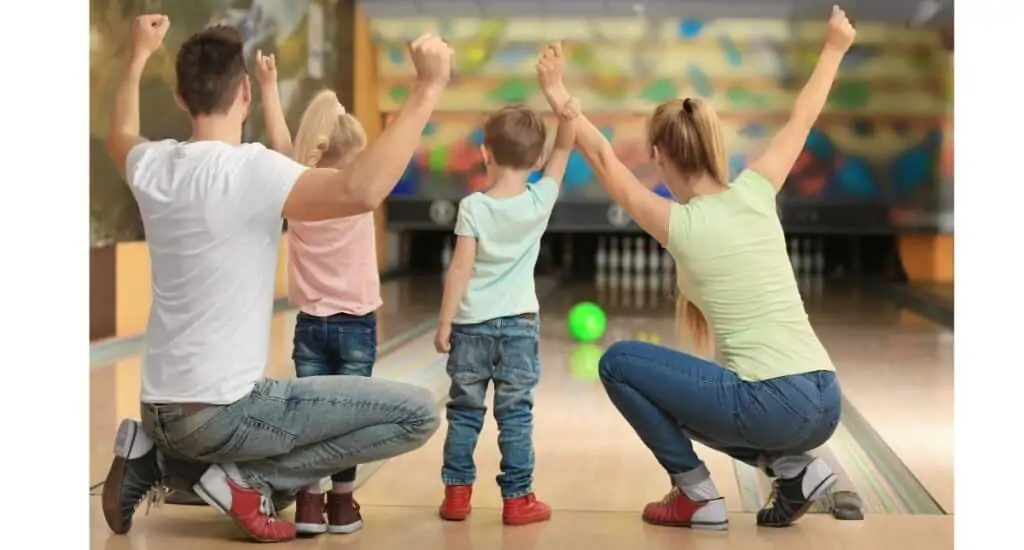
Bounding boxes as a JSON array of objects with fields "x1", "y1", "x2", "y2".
[{"x1": 567, "y1": 301, "x2": 607, "y2": 343}]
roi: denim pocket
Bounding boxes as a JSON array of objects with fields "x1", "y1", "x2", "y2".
[
  {"x1": 193, "y1": 415, "x2": 298, "y2": 463},
  {"x1": 154, "y1": 404, "x2": 237, "y2": 460},
  {"x1": 495, "y1": 333, "x2": 540, "y2": 388},
  {"x1": 337, "y1": 325, "x2": 378, "y2": 376},
  {"x1": 447, "y1": 333, "x2": 492, "y2": 382},
  {"x1": 734, "y1": 381, "x2": 815, "y2": 452}
]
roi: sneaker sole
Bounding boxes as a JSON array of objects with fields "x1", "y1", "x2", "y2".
[
  {"x1": 193, "y1": 478, "x2": 292, "y2": 543},
  {"x1": 502, "y1": 513, "x2": 553, "y2": 526},
  {"x1": 641, "y1": 517, "x2": 729, "y2": 531},
  {"x1": 101, "y1": 420, "x2": 139, "y2": 534},
  {"x1": 295, "y1": 522, "x2": 328, "y2": 535},
  {"x1": 327, "y1": 520, "x2": 363, "y2": 534},
  {"x1": 439, "y1": 504, "x2": 472, "y2": 521},
  {"x1": 759, "y1": 473, "x2": 839, "y2": 528}
]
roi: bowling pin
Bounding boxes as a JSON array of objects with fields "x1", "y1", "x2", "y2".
[
  {"x1": 441, "y1": 236, "x2": 452, "y2": 273},
  {"x1": 634, "y1": 237, "x2": 646, "y2": 274},
  {"x1": 812, "y1": 237, "x2": 825, "y2": 274},
  {"x1": 789, "y1": 238, "x2": 801, "y2": 274},
  {"x1": 635, "y1": 273, "x2": 647, "y2": 308},
  {"x1": 608, "y1": 237, "x2": 620, "y2": 287},
  {"x1": 648, "y1": 272, "x2": 661, "y2": 302}
]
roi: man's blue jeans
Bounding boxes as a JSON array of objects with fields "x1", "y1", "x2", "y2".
[
  {"x1": 441, "y1": 314, "x2": 540, "y2": 499},
  {"x1": 141, "y1": 376, "x2": 439, "y2": 495},
  {"x1": 598, "y1": 341, "x2": 841, "y2": 482}
]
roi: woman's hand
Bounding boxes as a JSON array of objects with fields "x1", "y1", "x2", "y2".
[
  {"x1": 824, "y1": 5, "x2": 856, "y2": 53},
  {"x1": 536, "y1": 42, "x2": 571, "y2": 109},
  {"x1": 536, "y1": 42, "x2": 566, "y2": 91},
  {"x1": 254, "y1": 49, "x2": 278, "y2": 89}
]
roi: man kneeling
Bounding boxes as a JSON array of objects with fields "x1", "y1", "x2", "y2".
[{"x1": 99, "y1": 14, "x2": 453, "y2": 542}]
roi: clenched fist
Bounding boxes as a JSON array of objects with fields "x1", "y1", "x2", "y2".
[
  {"x1": 825, "y1": 5, "x2": 856, "y2": 52},
  {"x1": 408, "y1": 33, "x2": 453, "y2": 88},
  {"x1": 536, "y1": 42, "x2": 566, "y2": 92},
  {"x1": 132, "y1": 14, "x2": 170, "y2": 57},
  {"x1": 434, "y1": 323, "x2": 452, "y2": 354},
  {"x1": 254, "y1": 50, "x2": 278, "y2": 87}
]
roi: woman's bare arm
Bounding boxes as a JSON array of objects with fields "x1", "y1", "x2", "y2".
[
  {"x1": 537, "y1": 45, "x2": 671, "y2": 246},
  {"x1": 749, "y1": 6, "x2": 856, "y2": 190}
]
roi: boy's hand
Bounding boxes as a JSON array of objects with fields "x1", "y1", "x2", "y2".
[
  {"x1": 254, "y1": 50, "x2": 278, "y2": 88},
  {"x1": 825, "y1": 5, "x2": 856, "y2": 53},
  {"x1": 131, "y1": 14, "x2": 170, "y2": 59},
  {"x1": 536, "y1": 42, "x2": 567, "y2": 93},
  {"x1": 434, "y1": 323, "x2": 452, "y2": 354}
]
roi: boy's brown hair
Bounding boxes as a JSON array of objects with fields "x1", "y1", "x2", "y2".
[{"x1": 482, "y1": 104, "x2": 547, "y2": 170}]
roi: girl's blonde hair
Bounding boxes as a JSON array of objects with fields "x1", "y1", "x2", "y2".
[
  {"x1": 292, "y1": 90, "x2": 367, "y2": 168},
  {"x1": 647, "y1": 97, "x2": 728, "y2": 356}
]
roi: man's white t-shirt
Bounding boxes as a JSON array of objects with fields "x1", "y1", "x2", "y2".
[{"x1": 125, "y1": 139, "x2": 308, "y2": 405}]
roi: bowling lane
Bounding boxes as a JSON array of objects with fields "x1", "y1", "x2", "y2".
[
  {"x1": 800, "y1": 287, "x2": 954, "y2": 512},
  {"x1": 355, "y1": 283, "x2": 743, "y2": 513},
  {"x1": 357, "y1": 281, "x2": 952, "y2": 516},
  {"x1": 89, "y1": 276, "x2": 444, "y2": 487}
]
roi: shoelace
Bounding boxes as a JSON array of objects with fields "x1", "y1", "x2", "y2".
[
  {"x1": 759, "y1": 481, "x2": 798, "y2": 519},
  {"x1": 259, "y1": 495, "x2": 280, "y2": 522},
  {"x1": 142, "y1": 486, "x2": 167, "y2": 516},
  {"x1": 658, "y1": 486, "x2": 683, "y2": 504}
]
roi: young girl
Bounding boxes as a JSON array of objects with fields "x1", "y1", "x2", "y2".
[
  {"x1": 255, "y1": 52, "x2": 380, "y2": 536},
  {"x1": 534, "y1": 6, "x2": 855, "y2": 531}
]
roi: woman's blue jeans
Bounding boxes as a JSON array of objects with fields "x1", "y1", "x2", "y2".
[{"x1": 598, "y1": 341, "x2": 841, "y2": 482}]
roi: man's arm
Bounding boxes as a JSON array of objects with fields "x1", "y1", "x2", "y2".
[
  {"x1": 106, "y1": 15, "x2": 169, "y2": 179},
  {"x1": 281, "y1": 34, "x2": 452, "y2": 222}
]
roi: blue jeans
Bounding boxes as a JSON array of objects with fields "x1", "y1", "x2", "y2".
[
  {"x1": 441, "y1": 314, "x2": 540, "y2": 499},
  {"x1": 292, "y1": 311, "x2": 377, "y2": 483},
  {"x1": 599, "y1": 341, "x2": 841, "y2": 483},
  {"x1": 141, "y1": 376, "x2": 440, "y2": 495}
]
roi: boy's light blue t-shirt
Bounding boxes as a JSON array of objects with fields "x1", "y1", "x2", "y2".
[{"x1": 452, "y1": 178, "x2": 560, "y2": 325}]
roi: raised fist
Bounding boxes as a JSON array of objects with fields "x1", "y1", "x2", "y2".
[
  {"x1": 254, "y1": 50, "x2": 277, "y2": 87},
  {"x1": 408, "y1": 33, "x2": 453, "y2": 88},
  {"x1": 132, "y1": 14, "x2": 170, "y2": 57},
  {"x1": 825, "y1": 5, "x2": 856, "y2": 52},
  {"x1": 536, "y1": 42, "x2": 567, "y2": 92}
]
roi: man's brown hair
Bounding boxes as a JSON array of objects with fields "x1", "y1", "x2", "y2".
[
  {"x1": 482, "y1": 104, "x2": 547, "y2": 170},
  {"x1": 175, "y1": 26, "x2": 248, "y2": 116}
]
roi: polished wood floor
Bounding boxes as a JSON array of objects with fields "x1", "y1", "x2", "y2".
[{"x1": 89, "y1": 276, "x2": 954, "y2": 549}]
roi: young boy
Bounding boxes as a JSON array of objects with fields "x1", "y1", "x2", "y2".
[{"x1": 433, "y1": 103, "x2": 574, "y2": 526}]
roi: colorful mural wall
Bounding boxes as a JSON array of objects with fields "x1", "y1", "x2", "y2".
[
  {"x1": 90, "y1": 0, "x2": 335, "y2": 245},
  {"x1": 371, "y1": 17, "x2": 953, "y2": 226}
]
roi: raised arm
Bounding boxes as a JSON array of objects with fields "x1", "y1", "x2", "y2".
[
  {"x1": 542, "y1": 114, "x2": 576, "y2": 184},
  {"x1": 536, "y1": 43, "x2": 672, "y2": 246},
  {"x1": 254, "y1": 50, "x2": 293, "y2": 157},
  {"x1": 281, "y1": 34, "x2": 453, "y2": 222},
  {"x1": 749, "y1": 5, "x2": 856, "y2": 190},
  {"x1": 105, "y1": 14, "x2": 169, "y2": 179}
]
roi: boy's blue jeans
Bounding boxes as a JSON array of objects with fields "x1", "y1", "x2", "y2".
[
  {"x1": 292, "y1": 311, "x2": 378, "y2": 483},
  {"x1": 441, "y1": 314, "x2": 540, "y2": 499},
  {"x1": 599, "y1": 341, "x2": 841, "y2": 482}
]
